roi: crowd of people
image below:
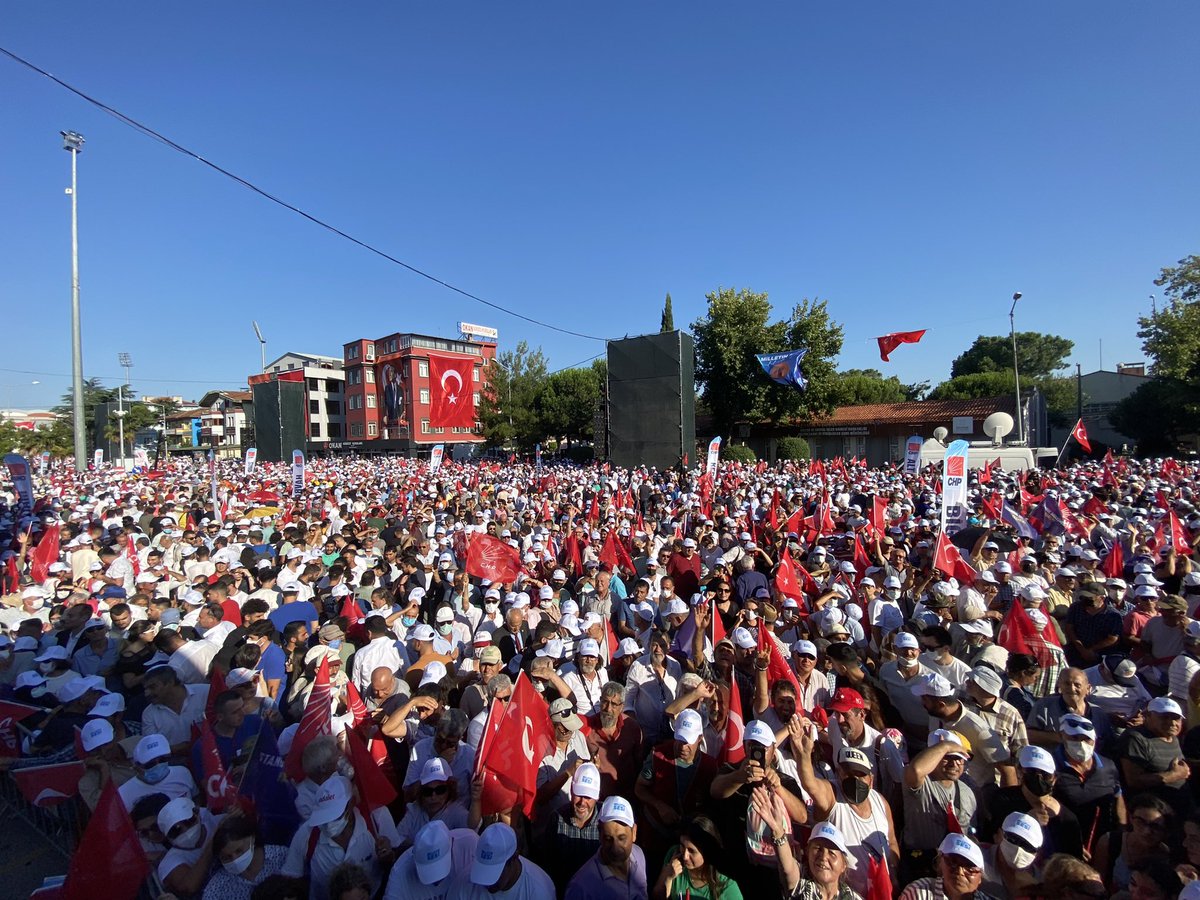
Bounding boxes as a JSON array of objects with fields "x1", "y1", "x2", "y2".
[{"x1": 2, "y1": 451, "x2": 1200, "y2": 900}]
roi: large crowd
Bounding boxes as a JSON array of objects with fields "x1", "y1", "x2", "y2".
[{"x1": 2, "y1": 451, "x2": 1200, "y2": 900}]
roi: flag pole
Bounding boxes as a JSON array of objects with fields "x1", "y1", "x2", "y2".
[{"x1": 1054, "y1": 421, "x2": 1080, "y2": 468}]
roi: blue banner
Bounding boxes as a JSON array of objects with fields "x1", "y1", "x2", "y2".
[
  {"x1": 238, "y1": 719, "x2": 300, "y2": 844},
  {"x1": 756, "y1": 349, "x2": 808, "y2": 390}
]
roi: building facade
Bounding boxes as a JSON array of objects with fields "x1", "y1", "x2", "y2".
[
  {"x1": 1078, "y1": 365, "x2": 1150, "y2": 453},
  {"x1": 197, "y1": 390, "x2": 253, "y2": 457},
  {"x1": 335, "y1": 331, "x2": 496, "y2": 454},
  {"x1": 246, "y1": 352, "x2": 346, "y2": 454}
]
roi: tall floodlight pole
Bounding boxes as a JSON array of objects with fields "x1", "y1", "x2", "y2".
[
  {"x1": 63, "y1": 131, "x2": 87, "y2": 470},
  {"x1": 117, "y1": 352, "x2": 133, "y2": 469},
  {"x1": 253, "y1": 321, "x2": 267, "y2": 373},
  {"x1": 1009, "y1": 292, "x2": 1024, "y2": 444}
]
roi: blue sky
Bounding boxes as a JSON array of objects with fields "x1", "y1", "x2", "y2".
[{"x1": 2, "y1": 4, "x2": 1196, "y2": 410}]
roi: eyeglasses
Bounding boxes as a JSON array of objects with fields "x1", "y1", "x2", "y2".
[
  {"x1": 1132, "y1": 815, "x2": 1166, "y2": 829},
  {"x1": 943, "y1": 855, "x2": 981, "y2": 875},
  {"x1": 421, "y1": 784, "x2": 449, "y2": 796}
]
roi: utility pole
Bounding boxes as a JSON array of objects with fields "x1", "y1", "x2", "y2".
[
  {"x1": 117, "y1": 352, "x2": 133, "y2": 470},
  {"x1": 63, "y1": 130, "x2": 87, "y2": 470},
  {"x1": 1009, "y1": 292, "x2": 1023, "y2": 444}
]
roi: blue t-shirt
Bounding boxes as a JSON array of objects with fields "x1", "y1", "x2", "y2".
[
  {"x1": 268, "y1": 601, "x2": 318, "y2": 635},
  {"x1": 255, "y1": 642, "x2": 287, "y2": 685}
]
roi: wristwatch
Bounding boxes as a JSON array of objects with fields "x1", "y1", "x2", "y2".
[{"x1": 772, "y1": 834, "x2": 788, "y2": 847}]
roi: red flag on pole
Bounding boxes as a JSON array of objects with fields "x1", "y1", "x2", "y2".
[
  {"x1": 479, "y1": 672, "x2": 555, "y2": 817},
  {"x1": 1070, "y1": 418, "x2": 1092, "y2": 454},
  {"x1": 466, "y1": 533, "x2": 523, "y2": 584},
  {"x1": 0, "y1": 699, "x2": 39, "y2": 758},
  {"x1": 757, "y1": 624, "x2": 800, "y2": 694},
  {"x1": 719, "y1": 681, "x2": 746, "y2": 765},
  {"x1": 932, "y1": 530, "x2": 978, "y2": 584},
  {"x1": 343, "y1": 725, "x2": 397, "y2": 811},
  {"x1": 29, "y1": 527, "x2": 60, "y2": 584},
  {"x1": 284, "y1": 656, "x2": 332, "y2": 781},
  {"x1": 865, "y1": 854, "x2": 894, "y2": 900},
  {"x1": 997, "y1": 601, "x2": 1060, "y2": 668},
  {"x1": 876, "y1": 330, "x2": 926, "y2": 362},
  {"x1": 599, "y1": 530, "x2": 634, "y2": 574},
  {"x1": 1101, "y1": 540, "x2": 1124, "y2": 578},
  {"x1": 200, "y1": 721, "x2": 238, "y2": 813},
  {"x1": 62, "y1": 781, "x2": 150, "y2": 900},
  {"x1": 11, "y1": 760, "x2": 86, "y2": 807},
  {"x1": 1170, "y1": 510, "x2": 1194, "y2": 556},
  {"x1": 427, "y1": 354, "x2": 475, "y2": 429}
]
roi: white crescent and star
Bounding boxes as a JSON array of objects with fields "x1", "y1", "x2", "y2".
[{"x1": 440, "y1": 368, "x2": 463, "y2": 404}]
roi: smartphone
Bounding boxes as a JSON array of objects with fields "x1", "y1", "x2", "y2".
[{"x1": 748, "y1": 741, "x2": 767, "y2": 766}]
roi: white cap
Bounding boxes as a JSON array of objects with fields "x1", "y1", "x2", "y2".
[
  {"x1": 413, "y1": 820, "x2": 453, "y2": 885},
  {"x1": 411, "y1": 624, "x2": 437, "y2": 642},
  {"x1": 88, "y1": 692, "x2": 125, "y2": 718},
  {"x1": 471, "y1": 822, "x2": 518, "y2": 887},
  {"x1": 893, "y1": 632, "x2": 919, "y2": 651},
  {"x1": 133, "y1": 733, "x2": 171, "y2": 765},
  {"x1": 1002, "y1": 811, "x2": 1044, "y2": 849},
  {"x1": 307, "y1": 776, "x2": 351, "y2": 826},
  {"x1": 598, "y1": 795, "x2": 636, "y2": 827},
  {"x1": 435, "y1": 606, "x2": 455, "y2": 623},
  {"x1": 571, "y1": 763, "x2": 601, "y2": 799},
  {"x1": 744, "y1": 720, "x2": 777, "y2": 746},
  {"x1": 664, "y1": 598, "x2": 689, "y2": 617},
  {"x1": 1148, "y1": 696, "x2": 1184, "y2": 717},
  {"x1": 420, "y1": 661, "x2": 448, "y2": 687},
  {"x1": 80, "y1": 718, "x2": 115, "y2": 752},
  {"x1": 420, "y1": 756, "x2": 453, "y2": 785},
  {"x1": 809, "y1": 822, "x2": 852, "y2": 859},
  {"x1": 1017, "y1": 744, "x2": 1055, "y2": 775},
  {"x1": 938, "y1": 833, "x2": 984, "y2": 869},
  {"x1": 613, "y1": 637, "x2": 641, "y2": 659},
  {"x1": 731, "y1": 627, "x2": 756, "y2": 650},
  {"x1": 910, "y1": 672, "x2": 954, "y2": 698},
  {"x1": 577, "y1": 638, "x2": 601, "y2": 658},
  {"x1": 158, "y1": 797, "x2": 197, "y2": 836},
  {"x1": 673, "y1": 708, "x2": 704, "y2": 744},
  {"x1": 792, "y1": 639, "x2": 817, "y2": 658}
]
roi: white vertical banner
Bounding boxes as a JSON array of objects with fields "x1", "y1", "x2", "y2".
[
  {"x1": 38, "y1": 451, "x2": 50, "y2": 477},
  {"x1": 291, "y1": 449, "x2": 305, "y2": 498},
  {"x1": 133, "y1": 447, "x2": 150, "y2": 470},
  {"x1": 208, "y1": 450, "x2": 222, "y2": 523},
  {"x1": 705, "y1": 437, "x2": 721, "y2": 476},
  {"x1": 429, "y1": 444, "x2": 445, "y2": 473},
  {"x1": 244, "y1": 447, "x2": 258, "y2": 475},
  {"x1": 941, "y1": 439, "x2": 970, "y2": 535},
  {"x1": 903, "y1": 434, "x2": 923, "y2": 474},
  {"x1": 3, "y1": 454, "x2": 34, "y2": 519},
  {"x1": 92, "y1": 448, "x2": 104, "y2": 470}
]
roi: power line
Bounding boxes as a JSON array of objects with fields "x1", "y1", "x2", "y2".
[{"x1": 0, "y1": 46, "x2": 608, "y2": 344}]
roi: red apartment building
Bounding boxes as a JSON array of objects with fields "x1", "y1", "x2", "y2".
[{"x1": 337, "y1": 331, "x2": 496, "y2": 454}]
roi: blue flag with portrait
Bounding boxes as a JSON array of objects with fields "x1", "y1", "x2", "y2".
[{"x1": 755, "y1": 349, "x2": 808, "y2": 390}]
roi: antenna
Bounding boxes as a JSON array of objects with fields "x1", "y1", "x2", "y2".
[{"x1": 252, "y1": 321, "x2": 266, "y2": 373}]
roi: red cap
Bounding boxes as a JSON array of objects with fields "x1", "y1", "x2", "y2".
[{"x1": 828, "y1": 687, "x2": 865, "y2": 713}]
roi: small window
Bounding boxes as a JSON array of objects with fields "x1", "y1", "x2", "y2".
[
  {"x1": 367, "y1": 423, "x2": 377, "y2": 436},
  {"x1": 419, "y1": 389, "x2": 430, "y2": 405},
  {"x1": 421, "y1": 419, "x2": 431, "y2": 434},
  {"x1": 366, "y1": 395, "x2": 376, "y2": 409},
  {"x1": 310, "y1": 421, "x2": 322, "y2": 437},
  {"x1": 351, "y1": 423, "x2": 363, "y2": 437},
  {"x1": 365, "y1": 344, "x2": 375, "y2": 361},
  {"x1": 473, "y1": 367, "x2": 480, "y2": 382},
  {"x1": 418, "y1": 361, "x2": 429, "y2": 378},
  {"x1": 308, "y1": 378, "x2": 319, "y2": 391},
  {"x1": 328, "y1": 422, "x2": 342, "y2": 438},
  {"x1": 364, "y1": 369, "x2": 375, "y2": 384},
  {"x1": 325, "y1": 379, "x2": 338, "y2": 393},
  {"x1": 325, "y1": 399, "x2": 340, "y2": 414},
  {"x1": 309, "y1": 400, "x2": 320, "y2": 414},
  {"x1": 288, "y1": 363, "x2": 296, "y2": 370},
  {"x1": 473, "y1": 392, "x2": 480, "y2": 407}
]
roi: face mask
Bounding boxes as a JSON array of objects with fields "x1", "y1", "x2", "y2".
[
  {"x1": 142, "y1": 761, "x2": 170, "y2": 784},
  {"x1": 223, "y1": 844, "x2": 255, "y2": 876},
  {"x1": 437, "y1": 624, "x2": 452, "y2": 636},
  {"x1": 172, "y1": 823, "x2": 203, "y2": 850},
  {"x1": 885, "y1": 588, "x2": 901, "y2": 600},
  {"x1": 897, "y1": 656, "x2": 917, "y2": 669},
  {"x1": 323, "y1": 813, "x2": 352, "y2": 838},
  {"x1": 1064, "y1": 740, "x2": 1094, "y2": 764},
  {"x1": 485, "y1": 603, "x2": 499, "y2": 614},
  {"x1": 1000, "y1": 839, "x2": 1037, "y2": 869},
  {"x1": 38, "y1": 662, "x2": 56, "y2": 675},
  {"x1": 327, "y1": 639, "x2": 342, "y2": 650},
  {"x1": 841, "y1": 775, "x2": 870, "y2": 804},
  {"x1": 1023, "y1": 772, "x2": 1054, "y2": 797},
  {"x1": 401, "y1": 615, "x2": 417, "y2": 628}
]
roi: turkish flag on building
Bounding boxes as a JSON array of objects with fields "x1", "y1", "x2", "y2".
[
  {"x1": 62, "y1": 781, "x2": 149, "y2": 900},
  {"x1": 11, "y1": 760, "x2": 85, "y2": 807},
  {"x1": 479, "y1": 672, "x2": 555, "y2": 817},
  {"x1": 1071, "y1": 418, "x2": 1092, "y2": 454},
  {"x1": 466, "y1": 533, "x2": 523, "y2": 584},
  {"x1": 876, "y1": 330, "x2": 926, "y2": 362},
  {"x1": 428, "y1": 354, "x2": 475, "y2": 429}
]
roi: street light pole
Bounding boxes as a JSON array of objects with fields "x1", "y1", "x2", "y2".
[
  {"x1": 1009, "y1": 291, "x2": 1024, "y2": 444},
  {"x1": 63, "y1": 131, "x2": 87, "y2": 470},
  {"x1": 117, "y1": 352, "x2": 132, "y2": 470}
]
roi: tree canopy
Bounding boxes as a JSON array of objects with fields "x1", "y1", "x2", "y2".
[
  {"x1": 1139, "y1": 254, "x2": 1200, "y2": 381},
  {"x1": 691, "y1": 288, "x2": 844, "y2": 438},
  {"x1": 830, "y1": 369, "x2": 927, "y2": 406},
  {"x1": 1110, "y1": 376, "x2": 1198, "y2": 456},
  {"x1": 950, "y1": 332, "x2": 1073, "y2": 380}
]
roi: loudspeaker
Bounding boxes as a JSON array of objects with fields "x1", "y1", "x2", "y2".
[
  {"x1": 607, "y1": 331, "x2": 696, "y2": 470},
  {"x1": 252, "y1": 380, "x2": 308, "y2": 463}
]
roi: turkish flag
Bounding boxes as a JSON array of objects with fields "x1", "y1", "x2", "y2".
[
  {"x1": 932, "y1": 530, "x2": 977, "y2": 583},
  {"x1": 876, "y1": 329, "x2": 926, "y2": 362},
  {"x1": 479, "y1": 672, "x2": 555, "y2": 817},
  {"x1": 757, "y1": 623, "x2": 801, "y2": 694},
  {"x1": 200, "y1": 721, "x2": 238, "y2": 813},
  {"x1": 29, "y1": 526, "x2": 60, "y2": 584},
  {"x1": 599, "y1": 530, "x2": 634, "y2": 574},
  {"x1": 284, "y1": 656, "x2": 332, "y2": 781},
  {"x1": 0, "y1": 699, "x2": 39, "y2": 758},
  {"x1": 997, "y1": 601, "x2": 1061, "y2": 669},
  {"x1": 62, "y1": 781, "x2": 150, "y2": 900},
  {"x1": 428, "y1": 354, "x2": 475, "y2": 429},
  {"x1": 204, "y1": 667, "x2": 228, "y2": 728},
  {"x1": 866, "y1": 854, "x2": 894, "y2": 900},
  {"x1": 1170, "y1": 509, "x2": 1193, "y2": 556},
  {"x1": 11, "y1": 760, "x2": 85, "y2": 807},
  {"x1": 720, "y1": 680, "x2": 746, "y2": 766},
  {"x1": 344, "y1": 725, "x2": 397, "y2": 811},
  {"x1": 1101, "y1": 540, "x2": 1124, "y2": 578},
  {"x1": 1071, "y1": 418, "x2": 1092, "y2": 454},
  {"x1": 466, "y1": 533, "x2": 523, "y2": 584}
]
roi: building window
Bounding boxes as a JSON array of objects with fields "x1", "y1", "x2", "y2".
[
  {"x1": 473, "y1": 367, "x2": 480, "y2": 382},
  {"x1": 473, "y1": 392, "x2": 480, "y2": 407},
  {"x1": 366, "y1": 395, "x2": 376, "y2": 409},
  {"x1": 365, "y1": 344, "x2": 375, "y2": 361},
  {"x1": 310, "y1": 421, "x2": 322, "y2": 437},
  {"x1": 364, "y1": 369, "x2": 374, "y2": 384},
  {"x1": 308, "y1": 378, "x2": 319, "y2": 391},
  {"x1": 325, "y1": 379, "x2": 339, "y2": 393},
  {"x1": 309, "y1": 400, "x2": 320, "y2": 414},
  {"x1": 329, "y1": 422, "x2": 342, "y2": 438},
  {"x1": 419, "y1": 389, "x2": 430, "y2": 405},
  {"x1": 388, "y1": 339, "x2": 398, "y2": 353},
  {"x1": 325, "y1": 399, "x2": 340, "y2": 414},
  {"x1": 367, "y1": 422, "x2": 377, "y2": 436},
  {"x1": 348, "y1": 346, "x2": 359, "y2": 360},
  {"x1": 351, "y1": 423, "x2": 363, "y2": 437},
  {"x1": 288, "y1": 363, "x2": 296, "y2": 370},
  {"x1": 272, "y1": 366, "x2": 280, "y2": 373},
  {"x1": 418, "y1": 361, "x2": 429, "y2": 378},
  {"x1": 421, "y1": 419, "x2": 431, "y2": 434}
]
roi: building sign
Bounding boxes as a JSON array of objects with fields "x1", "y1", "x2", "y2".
[
  {"x1": 797, "y1": 426, "x2": 870, "y2": 436},
  {"x1": 952, "y1": 416, "x2": 974, "y2": 434},
  {"x1": 458, "y1": 322, "x2": 498, "y2": 341}
]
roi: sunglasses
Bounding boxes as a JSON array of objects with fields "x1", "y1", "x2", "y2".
[{"x1": 421, "y1": 783, "x2": 449, "y2": 796}]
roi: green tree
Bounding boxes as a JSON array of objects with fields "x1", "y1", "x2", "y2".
[
  {"x1": 692, "y1": 288, "x2": 844, "y2": 438},
  {"x1": 951, "y1": 333, "x2": 1073, "y2": 380},
  {"x1": 831, "y1": 369, "x2": 926, "y2": 405},
  {"x1": 776, "y1": 436, "x2": 811, "y2": 460},
  {"x1": 1138, "y1": 255, "x2": 1200, "y2": 381},
  {"x1": 478, "y1": 342, "x2": 548, "y2": 450},
  {"x1": 927, "y1": 371, "x2": 1077, "y2": 427},
  {"x1": 660, "y1": 293, "x2": 675, "y2": 332},
  {"x1": 1110, "y1": 377, "x2": 1198, "y2": 455},
  {"x1": 720, "y1": 443, "x2": 756, "y2": 463},
  {"x1": 536, "y1": 366, "x2": 603, "y2": 445},
  {"x1": 52, "y1": 376, "x2": 119, "y2": 433}
]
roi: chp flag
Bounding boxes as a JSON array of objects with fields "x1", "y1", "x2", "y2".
[
  {"x1": 92, "y1": 448, "x2": 103, "y2": 470},
  {"x1": 940, "y1": 439, "x2": 970, "y2": 535},
  {"x1": 903, "y1": 434, "x2": 923, "y2": 474},
  {"x1": 705, "y1": 437, "x2": 721, "y2": 477},
  {"x1": 244, "y1": 446, "x2": 258, "y2": 475},
  {"x1": 290, "y1": 450, "x2": 305, "y2": 498},
  {"x1": 3, "y1": 453, "x2": 35, "y2": 519},
  {"x1": 429, "y1": 444, "x2": 445, "y2": 473},
  {"x1": 428, "y1": 354, "x2": 475, "y2": 429}
]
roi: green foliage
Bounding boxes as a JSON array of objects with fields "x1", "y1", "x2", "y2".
[
  {"x1": 478, "y1": 342, "x2": 549, "y2": 450},
  {"x1": 1110, "y1": 377, "x2": 1199, "y2": 455},
  {"x1": 927, "y1": 371, "x2": 1077, "y2": 427},
  {"x1": 720, "y1": 443, "x2": 756, "y2": 463},
  {"x1": 831, "y1": 369, "x2": 924, "y2": 405},
  {"x1": 1139, "y1": 255, "x2": 1200, "y2": 381},
  {"x1": 536, "y1": 365, "x2": 603, "y2": 445},
  {"x1": 0, "y1": 419, "x2": 73, "y2": 457},
  {"x1": 691, "y1": 288, "x2": 844, "y2": 438},
  {"x1": 775, "y1": 436, "x2": 811, "y2": 460},
  {"x1": 660, "y1": 293, "x2": 675, "y2": 332},
  {"x1": 951, "y1": 333, "x2": 1073, "y2": 380}
]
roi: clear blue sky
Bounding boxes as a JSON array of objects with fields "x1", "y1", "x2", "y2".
[{"x1": 2, "y1": 3, "x2": 1196, "y2": 410}]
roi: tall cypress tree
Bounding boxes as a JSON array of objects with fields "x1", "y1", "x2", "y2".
[{"x1": 660, "y1": 293, "x2": 675, "y2": 332}]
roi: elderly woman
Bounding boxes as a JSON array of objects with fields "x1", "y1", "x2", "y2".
[
  {"x1": 898, "y1": 834, "x2": 999, "y2": 900},
  {"x1": 753, "y1": 786, "x2": 863, "y2": 900}
]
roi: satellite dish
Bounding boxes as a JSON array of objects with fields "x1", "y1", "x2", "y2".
[
  {"x1": 932, "y1": 426, "x2": 949, "y2": 442},
  {"x1": 982, "y1": 412, "x2": 1014, "y2": 446}
]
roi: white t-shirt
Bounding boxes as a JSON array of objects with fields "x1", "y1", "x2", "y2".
[
  {"x1": 383, "y1": 828, "x2": 478, "y2": 900},
  {"x1": 445, "y1": 857, "x2": 556, "y2": 899},
  {"x1": 158, "y1": 809, "x2": 224, "y2": 885}
]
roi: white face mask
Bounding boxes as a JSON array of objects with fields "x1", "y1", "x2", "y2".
[
  {"x1": 1064, "y1": 739, "x2": 1094, "y2": 764},
  {"x1": 897, "y1": 655, "x2": 917, "y2": 669},
  {"x1": 223, "y1": 844, "x2": 255, "y2": 876},
  {"x1": 172, "y1": 823, "x2": 204, "y2": 850},
  {"x1": 885, "y1": 588, "x2": 901, "y2": 600},
  {"x1": 1000, "y1": 838, "x2": 1037, "y2": 869},
  {"x1": 485, "y1": 603, "x2": 499, "y2": 614}
]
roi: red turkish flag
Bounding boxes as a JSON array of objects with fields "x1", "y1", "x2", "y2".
[
  {"x1": 0, "y1": 699, "x2": 39, "y2": 758},
  {"x1": 284, "y1": 656, "x2": 332, "y2": 781},
  {"x1": 1170, "y1": 509, "x2": 1194, "y2": 556},
  {"x1": 866, "y1": 854, "x2": 894, "y2": 900},
  {"x1": 1101, "y1": 540, "x2": 1124, "y2": 578},
  {"x1": 11, "y1": 760, "x2": 85, "y2": 807},
  {"x1": 720, "y1": 679, "x2": 746, "y2": 766},
  {"x1": 466, "y1": 533, "x2": 523, "y2": 584},
  {"x1": 62, "y1": 782, "x2": 150, "y2": 900},
  {"x1": 1071, "y1": 418, "x2": 1092, "y2": 454},
  {"x1": 997, "y1": 601, "x2": 1061, "y2": 668},
  {"x1": 757, "y1": 624, "x2": 801, "y2": 695},
  {"x1": 876, "y1": 329, "x2": 926, "y2": 362},
  {"x1": 599, "y1": 530, "x2": 634, "y2": 574},
  {"x1": 428, "y1": 354, "x2": 475, "y2": 429},
  {"x1": 29, "y1": 526, "x2": 60, "y2": 584},
  {"x1": 479, "y1": 672, "x2": 555, "y2": 817},
  {"x1": 932, "y1": 531, "x2": 978, "y2": 583},
  {"x1": 344, "y1": 725, "x2": 397, "y2": 812}
]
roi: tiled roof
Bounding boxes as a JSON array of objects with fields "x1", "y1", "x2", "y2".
[{"x1": 807, "y1": 395, "x2": 1015, "y2": 427}]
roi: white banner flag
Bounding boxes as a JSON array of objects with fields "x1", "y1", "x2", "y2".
[
  {"x1": 705, "y1": 437, "x2": 721, "y2": 476},
  {"x1": 3, "y1": 454, "x2": 34, "y2": 519},
  {"x1": 429, "y1": 444, "x2": 445, "y2": 473},
  {"x1": 941, "y1": 439, "x2": 970, "y2": 535},
  {"x1": 92, "y1": 448, "x2": 104, "y2": 470},
  {"x1": 38, "y1": 451, "x2": 50, "y2": 477},
  {"x1": 291, "y1": 450, "x2": 305, "y2": 498},
  {"x1": 903, "y1": 434, "x2": 923, "y2": 474},
  {"x1": 244, "y1": 447, "x2": 258, "y2": 475}
]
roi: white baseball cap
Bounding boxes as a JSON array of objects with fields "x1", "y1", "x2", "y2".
[
  {"x1": 938, "y1": 833, "x2": 984, "y2": 869},
  {"x1": 420, "y1": 661, "x2": 448, "y2": 687},
  {"x1": 307, "y1": 775, "x2": 351, "y2": 826},
  {"x1": 731, "y1": 627, "x2": 756, "y2": 650},
  {"x1": 598, "y1": 795, "x2": 636, "y2": 827},
  {"x1": 1017, "y1": 744, "x2": 1055, "y2": 775},
  {"x1": 673, "y1": 709, "x2": 704, "y2": 745},
  {"x1": 809, "y1": 821, "x2": 852, "y2": 859},
  {"x1": 413, "y1": 820, "x2": 454, "y2": 885},
  {"x1": 133, "y1": 733, "x2": 171, "y2": 765},
  {"x1": 744, "y1": 720, "x2": 777, "y2": 746},
  {"x1": 577, "y1": 638, "x2": 601, "y2": 658},
  {"x1": 471, "y1": 822, "x2": 518, "y2": 887},
  {"x1": 420, "y1": 757, "x2": 453, "y2": 785},
  {"x1": 893, "y1": 632, "x2": 919, "y2": 651},
  {"x1": 80, "y1": 718, "x2": 115, "y2": 753},
  {"x1": 1002, "y1": 811, "x2": 1044, "y2": 849},
  {"x1": 571, "y1": 763, "x2": 601, "y2": 799}
]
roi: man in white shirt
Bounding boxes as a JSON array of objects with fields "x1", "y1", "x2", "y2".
[
  {"x1": 142, "y1": 666, "x2": 209, "y2": 755},
  {"x1": 352, "y1": 614, "x2": 407, "y2": 694},
  {"x1": 558, "y1": 638, "x2": 609, "y2": 718}
]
